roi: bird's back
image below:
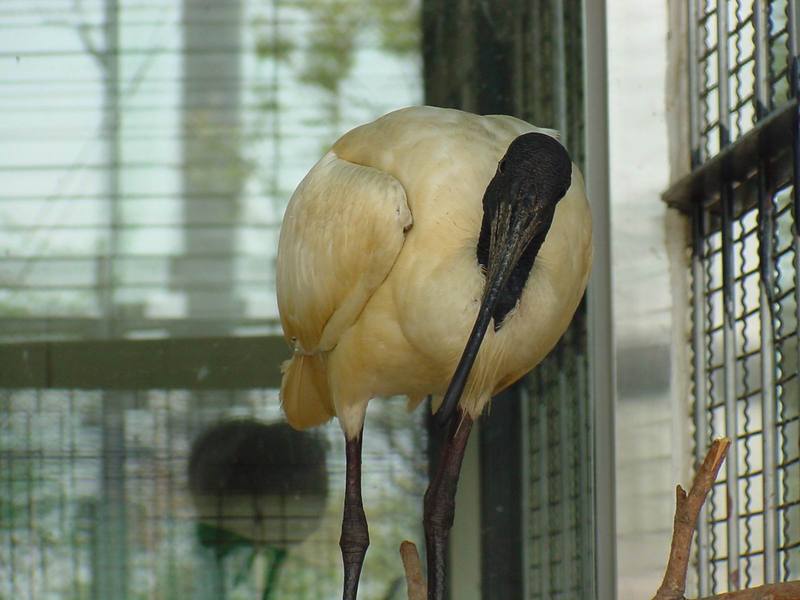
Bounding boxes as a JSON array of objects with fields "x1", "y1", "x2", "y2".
[{"x1": 277, "y1": 107, "x2": 589, "y2": 437}]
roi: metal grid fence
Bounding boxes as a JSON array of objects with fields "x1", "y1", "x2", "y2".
[
  {"x1": 521, "y1": 0, "x2": 592, "y2": 596},
  {"x1": 0, "y1": 389, "x2": 426, "y2": 600},
  {"x1": 686, "y1": 0, "x2": 800, "y2": 593},
  {"x1": 691, "y1": 0, "x2": 795, "y2": 160},
  {"x1": 524, "y1": 319, "x2": 593, "y2": 600}
]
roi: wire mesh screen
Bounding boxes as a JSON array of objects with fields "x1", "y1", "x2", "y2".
[
  {"x1": 692, "y1": 178, "x2": 800, "y2": 594},
  {"x1": 524, "y1": 319, "x2": 592, "y2": 600},
  {"x1": 0, "y1": 389, "x2": 427, "y2": 599},
  {"x1": 686, "y1": 0, "x2": 800, "y2": 593},
  {"x1": 518, "y1": 0, "x2": 592, "y2": 597},
  {"x1": 690, "y1": 0, "x2": 795, "y2": 160}
]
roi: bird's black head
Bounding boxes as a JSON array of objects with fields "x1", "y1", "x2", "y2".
[
  {"x1": 476, "y1": 132, "x2": 572, "y2": 324},
  {"x1": 438, "y1": 132, "x2": 573, "y2": 425},
  {"x1": 489, "y1": 132, "x2": 572, "y2": 211}
]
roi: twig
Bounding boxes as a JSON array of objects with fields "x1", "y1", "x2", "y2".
[
  {"x1": 652, "y1": 438, "x2": 800, "y2": 600},
  {"x1": 696, "y1": 581, "x2": 800, "y2": 600},
  {"x1": 400, "y1": 541, "x2": 427, "y2": 600},
  {"x1": 397, "y1": 436, "x2": 800, "y2": 600},
  {"x1": 653, "y1": 437, "x2": 731, "y2": 600}
]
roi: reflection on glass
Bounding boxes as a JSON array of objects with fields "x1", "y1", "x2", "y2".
[
  {"x1": 0, "y1": 0, "x2": 425, "y2": 598},
  {"x1": 188, "y1": 420, "x2": 328, "y2": 599},
  {"x1": 0, "y1": 390, "x2": 427, "y2": 598},
  {"x1": 0, "y1": 0, "x2": 420, "y2": 341}
]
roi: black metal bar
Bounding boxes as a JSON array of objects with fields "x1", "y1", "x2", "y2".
[
  {"x1": 793, "y1": 57, "x2": 800, "y2": 234},
  {"x1": 692, "y1": 200, "x2": 711, "y2": 594},
  {"x1": 479, "y1": 385, "x2": 523, "y2": 599},
  {"x1": 716, "y1": 0, "x2": 741, "y2": 585},
  {"x1": 755, "y1": 6, "x2": 779, "y2": 575},
  {"x1": 664, "y1": 100, "x2": 798, "y2": 212},
  {"x1": 688, "y1": 0, "x2": 702, "y2": 167},
  {"x1": 0, "y1": 336, "x2": 288, "y2": 390}
]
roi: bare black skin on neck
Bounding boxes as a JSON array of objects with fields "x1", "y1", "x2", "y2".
[{"x1": 476, "y1": 132, "x2": 572, "y2": 328}]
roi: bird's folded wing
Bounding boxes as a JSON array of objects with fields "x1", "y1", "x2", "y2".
[{"x1": 277, "y1": 152, "x2": 412, "y2": 354}]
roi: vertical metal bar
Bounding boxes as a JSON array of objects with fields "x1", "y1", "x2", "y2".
[
  {"x1": 583, "y1": 0, "x2": 616, "y2": 595},
  {"x1": 686, "y1": 0, "x2": 711, "y2": 597},
  {"x1": 790, "y1": 51, "x2": 800, "y2": 586},
  {"x1": 5, "y1": 394, "x2": 16, "y2": 597},
  {"x1": 479, "y1": 387, "x2": 523, "y2": 598},
  {"x1": 576, "y1": 352, "x2": 592, "y2": 598},
  {"x1": 99, "y1": 0, "x2": 121, "y2": 339},
  {"x1": 693, "y1": 202, "x2": 711, "y2": 596},
  {"x1": 721, "y1": 188, "x2": 742, "y2": 590},
  {"x1": 98, "y1": 8, "x2": 127, "y2": 598},
  {"x1": 753, "y1": 0, "x2": 771, "y2": 119},
  {"x1": 717, "y1": 0, "x2": 731, "y2": 146},
  {"x1": 721, "y1": 186, "x2": 742, "y2": 591},
  {"x1": 553, "y1": 0, "x2": 567, "y2": 138},
  {"x1": 788, "y1": 0, "x2": 799, "y2": 61},
  {"x1": 717, "y1": 0, "x2": 741, "y2": 588},
  {"x1": 166, "y1": 394, "x2": 178, "y2": 598},
  {"x1": 754, "y1": 0, "x2": 779, "y2": 584},
  {"x1": 558, "y1": 368, "x2": 571, "y2": 592},
  {"x1": 520, "y1": 385, "x2": 532, "y2": 600},
  {"x1": 36, "y1": 395, "x2": 48, "y2": 592},
  {"x1": 720, "y1": 190, "x2": 739, "y2": 589},
  {"x1": 25, "y1": 411, "x2": 34, "y2": 599},
  {"x1": 688, "y1": 0, "x2": 702, "y2": 166},
  {"x1": 758, "y1": 164, "x2": 779, "y2": 586},
  {"x1": 538, "y1": 393, "x2": 550, "y2": 599},
  {"x1": 68, "y1": 391, "x2": 80, "y2": 599}
]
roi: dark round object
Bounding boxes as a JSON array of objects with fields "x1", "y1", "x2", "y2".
[{"x1": 188, "y1": 419, "x2": 328, "y2": 548}]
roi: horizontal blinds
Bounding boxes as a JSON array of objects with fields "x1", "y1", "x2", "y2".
[{"x1": 0, "y1": 0, "x2": 421, "y2": 341}]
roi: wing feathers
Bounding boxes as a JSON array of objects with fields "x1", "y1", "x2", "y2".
[{"x1": 276, "y1": 152, "x2": 411, "y2": 354}]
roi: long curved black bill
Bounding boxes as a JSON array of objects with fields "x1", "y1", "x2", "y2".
[{"x1": 436, "y1": 211, "x2": 535, "y2": 427}]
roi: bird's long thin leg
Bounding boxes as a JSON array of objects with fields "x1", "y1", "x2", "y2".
[
  {"x1": 340, "y1": 430, "x2": 369, "y2": 600},
  {"x1": 424, "y1": 411, "x2": 474, "y2": 600}
]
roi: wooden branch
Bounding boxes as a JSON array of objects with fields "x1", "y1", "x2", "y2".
[
  {"x1": 653, "y1": 437, "x2": 731, "y2": 600},
  {"x1": 400, "y1": 541, "x2": 427, "y2": 600},
  {"x1": 396, "y1": 436, "x2": 800, "y2": 600},
  {"x1": 696, "y1": 581, "x2": 800, "y2": 600},
  {"x1": 653, "y1": 437, "x2": 800, "y2": 600}
]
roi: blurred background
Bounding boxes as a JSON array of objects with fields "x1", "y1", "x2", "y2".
[
  {"x1": 0, "y1": 2, "x2": 427, "y2": 598},
  {"x1": 1, "y1": 1, "x2": 800, "y2": 599}
]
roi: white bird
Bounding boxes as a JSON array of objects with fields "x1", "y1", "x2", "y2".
[{"x1": 276, "y1": 105, "x2": 592, "y2": 600}]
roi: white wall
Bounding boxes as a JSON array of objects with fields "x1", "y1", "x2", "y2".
[{"x1": 607, "y1": 1, "x2": 693, "y2": 597}]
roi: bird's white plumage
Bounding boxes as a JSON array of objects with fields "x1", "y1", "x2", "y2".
[
  {"x1": 277, "y1": 152, "x2": 412, "y2": 354},
  {"x1": 277, "y1": 106, "x2": 592, "y2": 439}
]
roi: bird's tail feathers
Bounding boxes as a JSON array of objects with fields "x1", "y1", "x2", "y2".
[{"x1": 281, "y1": 354, "x2": 335, "y2": 430}]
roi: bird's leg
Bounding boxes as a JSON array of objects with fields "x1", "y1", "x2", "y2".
[
  {"x1": 340, "y1": 430, "x2": 369, "y2": 600},
  {"x1": 423, "y1": 411, "x2": 474, "y2": 600}
]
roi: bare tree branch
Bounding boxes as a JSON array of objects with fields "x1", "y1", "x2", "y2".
[
  {"x1": 653, "y1": 437, "x2": 731, "y2": 600},
  {"x1": 400, "y1": 541, "x2": 426, "y2": 600},
  {"x1": 653, "y1": 437, "x2": 800, "y2": 600},
  {"x1": 398, "y1": 435, "x2": 800, "y2": 600},
  {"x1": 696, "y1": 581, "x2": 800, "y2": 600},
  {"x1": 72, "y1": 0, "x2": 102, "y2": 62}
]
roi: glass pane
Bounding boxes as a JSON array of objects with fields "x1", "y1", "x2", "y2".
[
  {"x1": 0, "y1": 389, "x2": 427, "y2": 598},
  {"x1": 0, "y1": 0, "x2": 422, "y2": 341}
]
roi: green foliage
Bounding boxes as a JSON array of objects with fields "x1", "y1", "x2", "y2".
[
  {"x1": 251, "y1": 0, "x2": 419, "y2": 99},
  {"x1": 366, "y1": 0, "x2": 420, "y2": 56},
  {"x1": 254, "y1": 29, "x2": 295, "y2": 62},
  {"x1": 298, "y1": 3, "x2": 358, "y2": 94}
]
